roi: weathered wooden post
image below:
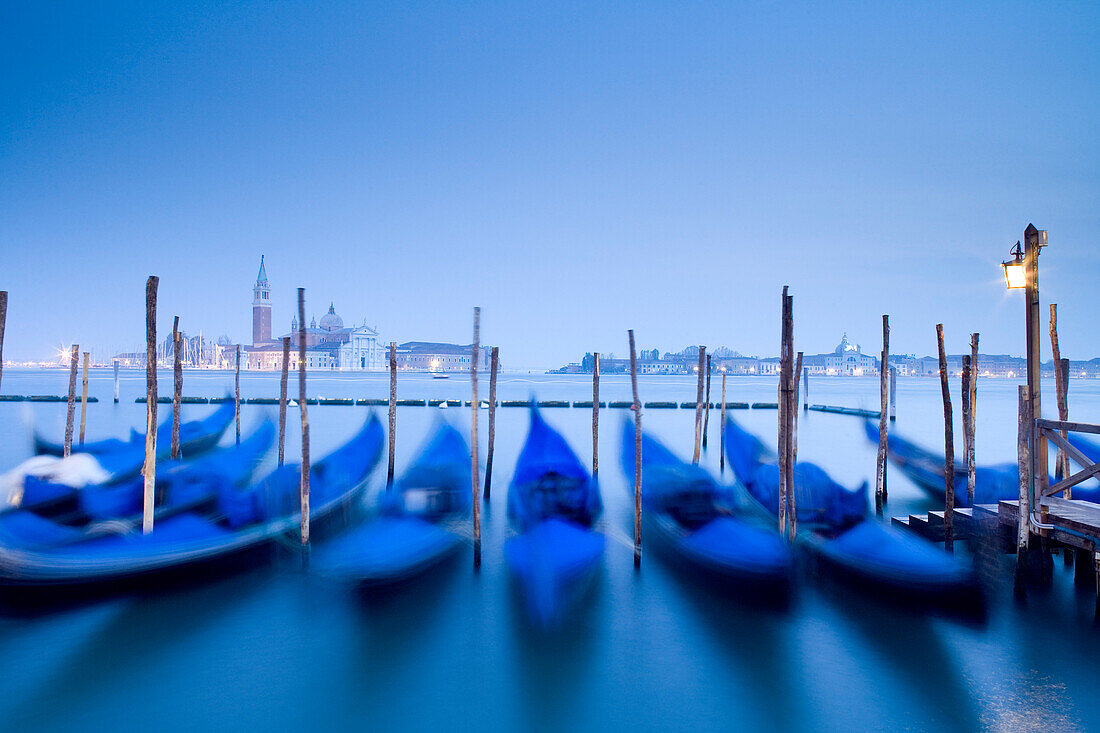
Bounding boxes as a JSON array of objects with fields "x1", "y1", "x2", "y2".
[
  {"x1": 171, "y1": 316, "x2": 182, "y2": 459},
  {"x1": 113, "y1": 359, "x2": 120, "y2": 403},
  {"x1": 778, "y1": 288, "x2": 794, "y2": 540},
  {"x1": 889, "y1": 366, "x2": 897, "y2": 421},
  {"x1": 297, "y1": 288, "x2": 310, "y2": 546},
  {"x1": 692, "y1": 346, "x2": 705, "y2": 464},
  {"x1": 1050, "y1": 305, "x2": 1070, "y2": 487},
  {"x1": 936, "y1": 324, "x2": 954, "y2": 553},
  {"x1": 875, "y1": 315, "x2": 889, "y2": 515},
  {"x1": 719, "y1": 372, "x2": 727, "y2": 474},
  {"x1": 142, "y1": 276, "x2": 158, "y2": 534},
  {"x1": 484, "y1": 346, "x2": 499, "y2": 500},
  {"x1": 789, "y1": 350, "x2": 801, "y2": 536},
  {"x1": 961, "y1": 355, "x2": 973, "y2": 507},
  {"x1": 471, "y1": 308, "x2": 482, "y2": 568},
  {"x1": 1015, "y1": 385, "x2": 1031, "y2": 595},
  {"x1": 802, "y1": 366, "x2": 808, "y2": 411},
  {"x1": 702, "y1": 354, "x2": 712, "y2": 450},
  {"x1": 969, "y1": 349, "x2": 980, "y2": 499},
  {"x1": 592, "y1": 353, "x2": 600, "y2": 478},
  {"x1": 0, "y1": 291, "x2": 6, "y2": 394},
  {"x1": 64, "y1": 344, "x2": 78, "y2": 457},
  {"x1": 234, "y1": 344, "x2": 241, "y2": 446},
  {"x1": 79, "y1": 351, "x2": 90, "y2": 445},
  {"x1": 792, "y1": 351, "x2": 803, "y2": 463},
  {"x1": 278, "y1": 336, "x2": 289, "y2": 465},
  {"x1": 628, "y1": 329, "x2": 642, "y2": 568},
  {"x1": 387, "y1": 341, "x2": 397, "y2": 488}
]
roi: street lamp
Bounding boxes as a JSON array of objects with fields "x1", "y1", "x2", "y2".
[
  {"x1": 1002, "y1": 241, "x2": 1026, "y2": 289},
  {"x1": 1003, "y1": 223, "x2": 1048, "y2": 541}
]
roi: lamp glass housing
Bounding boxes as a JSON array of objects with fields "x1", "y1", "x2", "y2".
[{"x1": 1003, "y1": 260, "x2": 1026, "y2": 289}]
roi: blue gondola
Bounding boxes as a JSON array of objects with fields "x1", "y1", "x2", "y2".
[
  {"x1": 864, "y1": 421, "x2": 1100, "y2": 505},
  {"x1": 10, "y1": 401, "x2": 237, "y2": 515},
  {"x1": 619, "y1": 420, "x2": 792, "y2": 594},
  {"x1": 313, "y1": 419, "x2": 472, "y2": 586},
  {"x1": 727, "y1": 418, "x2": 978, "y2": 603},
  {"x1": 33, "y1": 399, "x2": 235, "y2": 458},
  {"x1": 863, "y1": 421, "x2": 1018, "y2": 506},
  {"x1": 0, "y1": 414, "x2": 383, "y2": 592},
  {"x1": 505, "y1": 408, "x2": 603, "y2": 628}
]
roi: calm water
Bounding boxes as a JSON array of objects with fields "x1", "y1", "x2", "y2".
[{"x1": 1, "y1": 368, "x2": 1099, "y2": 732}]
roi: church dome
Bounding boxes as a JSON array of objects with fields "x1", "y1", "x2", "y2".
[
  {"x1": 834, "y1": 332, "x2": 859, "y2": 354},
  {"x1": 319, "y1": 303, "x2": 344, "y2": 332}
]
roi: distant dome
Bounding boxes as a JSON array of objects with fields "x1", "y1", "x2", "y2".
[
  {"x1": 319, "y1": 303, "x2": 344, "y2": 332},
  {"x1": 834, "y1": 333, "x2": 859, "y2": 354}
]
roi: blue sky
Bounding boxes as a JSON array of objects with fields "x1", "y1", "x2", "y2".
[{"x1": 2, "y1": 1, "x2": 1097, "y2": 368}]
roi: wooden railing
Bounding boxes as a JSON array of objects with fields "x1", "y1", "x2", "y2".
[{"x1": 1037, "y1": 419, "x2": 1100, "y2": 499}]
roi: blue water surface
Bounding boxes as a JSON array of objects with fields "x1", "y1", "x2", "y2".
[{"x1": 0, "y1": 368, "x2": 1097, "y2": 732}]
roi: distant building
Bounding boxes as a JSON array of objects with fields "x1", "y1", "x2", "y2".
[
  {"x1": 395, "y1": 341, "x2": 492, "y2": 372},
  {"x1": 243, "y1": 257, "x2": 384, "y2": 371}
]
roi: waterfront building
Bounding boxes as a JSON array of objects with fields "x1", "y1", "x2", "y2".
[
  {"x1": 243, "y1": 257, "x2": 384, "y2": 371},
  {"x1": 396, "y1": 341, "x2": 492, "y2": 372}
]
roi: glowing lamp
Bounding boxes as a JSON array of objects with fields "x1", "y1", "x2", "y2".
[{"x1": 1002, "y1": 241, "x2": 1026, "y2": 289}]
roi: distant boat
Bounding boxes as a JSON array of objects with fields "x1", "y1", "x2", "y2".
[
  {"x1": 505, "y1": 408, "x2": 603, "y2": 628},
  {"x1": 313, "y1": 419, "x2": 471, "y2": 586},
  {"x1": 725, "y1": 417, "x2": 979, "y2": 606},
  {"x1": 620, "y1": 420, "x2": 792, "y2": 597},
  {"x1": 432, "y1": 373, "x2": 449, "y2": 380}
]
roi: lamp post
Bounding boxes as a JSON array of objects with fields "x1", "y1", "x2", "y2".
[{"x1": 1004, "y1": 224, "x2": 1048, "y2": 528}]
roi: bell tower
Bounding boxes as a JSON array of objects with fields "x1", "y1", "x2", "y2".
[{"x1": 252, "y1": 255, "x2": 272, "y2": 346}]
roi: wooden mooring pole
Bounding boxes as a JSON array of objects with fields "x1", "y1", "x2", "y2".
[
  {"x1": 234, "y1": 344, "x2": 241, "y2": 446},
  {"x1": 777, "y1": 288, "x2": 795, "y2": 540},
  {"x1": 484, "y1": 346, "x2": 499, "y2": 501},
  {"x1": 628, "y1": 329, "x2": 642, "y2": 568},
  {"x1": 702, "y1": 354, "x2": 712, "y2": 450},
  {"x1": 113, "y1": 359, "x2": 120, "y2": 403},
  {"x1": 0, "y1": 291, "x2": 6, "y2": 394},
  {"x1": 1050, "y1": 305, "x2": 1070, "y2": 489},
  {"x1": 719, "y1": 372, "x2": 727, "y2": 474},
  {"x1": 64, "y1": 344, "x2": 78, "y2": 457},
  {"x1": 789, "y1": 350, "x2": 801, "y2": 535},
  {"x1": 961, "y1": 355, "x2": 973, "y2": 506},
  {"x1": 692, "y1": 346, "x2": 705, "y2": 464},
  {"x1": 875, "y1": 315, "x2": 889, "y2": 515},
  {"x1": 968, "y1": 350, "x2": 981, "y2": 507},
  {"x1": 936, "y1": 324, "x2": 954, "y2": 553},
  {"x1": 387, "y1": 341, "x2": 397, "y2": 488},
  {"x1": 142, "y1": 277, "x2": 158, "y2": 534},
  {"x1": 889, "y1": 366, "x2": 897, "y2": 421},
  {"x1": 171, "y1": 316, "x2": 181, "y2": 459},
  {"x1": 79, "y1": 351, "x2": 89, "y2": 445},
  {"x1": 777, "y1": 288, "x2": 793, "y2": 539},
  {"x1": 471, "y1": 307, "x2": 481, "y2": 569},
  {"x1": 592, "y1": 353, "x2": 600, "y2": 478},
  {"x1": 278, "y1": 336, "x2": 289, "y2": 466},
  {"x1": 297, "y1": 288, "x2": 310, "y2": 546},
  {"x1": 1015, "y1": 385, "x2": 1031, "y2": 596},
  {"x1": 802, "y1": 366, "x2": 808, "y2": 411}
]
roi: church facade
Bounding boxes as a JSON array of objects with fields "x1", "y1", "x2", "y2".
[{"x1": 244, "y1": 257, "x2": 384, "y2": 371}]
